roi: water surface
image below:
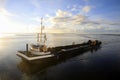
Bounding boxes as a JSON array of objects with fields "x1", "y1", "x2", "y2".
[{"x1": 0, "y1": 33, "x2": 120, "y2": 80}]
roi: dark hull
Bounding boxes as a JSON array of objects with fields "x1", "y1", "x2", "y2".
[
  {"x1": 17, "y1": 40, "x2": 102, "y2": 63},
  {"x1": 17, "y1": 44, "x2": 101, "y2": 75},
  {"x1": 18, "y1": 42, "x2": 101, "y2": 62}
]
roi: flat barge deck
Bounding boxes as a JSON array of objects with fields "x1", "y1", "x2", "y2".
[{"x1": 17, "y1": 40, "x2": 102, "y2": 61}]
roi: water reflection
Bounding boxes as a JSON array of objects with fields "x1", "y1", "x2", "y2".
[
  {"x1": 17, "y1": 46, "x2": 101, "y2": 77},
  {"x1": 90, "y1": 46, "x2": 101, "y2": 53},
  {"x1": 1, "y1": 33, "x2": 118, "y2": 80}
]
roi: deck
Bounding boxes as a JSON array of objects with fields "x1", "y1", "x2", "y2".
[{"x1": 17, "y1": 52, "x2": 54, "y2": 61}]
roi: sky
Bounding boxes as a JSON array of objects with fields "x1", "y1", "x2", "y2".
[{"x1": 0, "y1": 0, "x2": 120, "y2": 34}]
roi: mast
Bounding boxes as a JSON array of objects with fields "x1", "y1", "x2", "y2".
[
  {"x1": 40, "y1": 18, "x2": 43, "y2": 42},
  {"x1": 37, "y1": 18, "x2": 45, "y2": 44},
  {"x1": 37, "y1": 33, "x2": 39, "y2": 43}
]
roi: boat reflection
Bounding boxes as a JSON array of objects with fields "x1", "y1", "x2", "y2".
[{"x1": 17, "y1": 45, "x2": 101, "y2": 75}]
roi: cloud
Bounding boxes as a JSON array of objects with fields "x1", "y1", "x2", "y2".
[
  {"x1": 77, "y1": 18, "x2": 120, "y2": 34},
  {"x1": 71, "y1": 7, "x2": 77, "y2": 11},
  {"x1": 72, "y1": 14, "x2": 86, "y2": 24},
  {"x1": 56, "y1": 9, "x2": 72, "y2": 17},
  {"x1": 70, "y1": 5, "x2": 91, "y2": 13},
  {"x1": 31, "y1": 7, "x2": 120, "y2": 34},
  {"x1": 0, "y1": 0, "x2": 18, "y2": 17},
  {"x1": 0, "y1": 15, "x2": 26, "y2": 33},
  {"x1": 46, "y1": 9, "x2": 120, "y2": 33},
  {"x1": 0, "y1": 0, "x2": 7, "y2": 7},
  {"x1": 0, "y1": 8, "x2": 14, "y2": 16},
  {"x1": 0, "y1": 0, "x2": 11, "y2": 16},
  {"x1": 43, "y1": 9, "x2": 88, "y2": 33},
  {"x1": 82, "y1": 6, "x2": 91, "y2": 13},
  {"x1": 29, "y1": 0, "x2": 40, "y2": 8},
  {"x1": 83, "y1": 19, "x2": 120, "y2": 26},
  {"x1": 0, "y1": 0, "x2": 24, "y2": 33},
  {"x1": 67, "y1": 5, "x2": 70, "y2": 9},
  {"x1": 70, "y1": 5, "x2": 82, "y2": 12},
  {"x1": 31, "y1": 17, "x2": 41, "y2": 22},
  {"x1": 49, "y1": 10, "x2": 86, "y2": 25},
  {"x1": 0, "y1": 5, "x2": 32, "y2": 33},
  {"x1": 45, "y1": 14, "x2": 51, "y2": 18}
]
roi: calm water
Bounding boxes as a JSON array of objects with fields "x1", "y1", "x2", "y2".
[{"x1": 0, "y1": 33, "x2": 120, "y2": 80}]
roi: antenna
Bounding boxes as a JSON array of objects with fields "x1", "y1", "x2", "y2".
[{"x1": 40, "y1": 18, "x2": 43, "y2": 42}]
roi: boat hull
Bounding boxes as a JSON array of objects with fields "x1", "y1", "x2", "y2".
[
  {"x1": 17, "y1": 44, "x2": 101, "y2": 75},
  {"x1": 17, "y1": 42, "x2": 101, "y2": 62}
]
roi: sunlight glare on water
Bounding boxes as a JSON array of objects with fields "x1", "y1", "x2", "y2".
[
  {"x1": 0, "y1": 33, "x2": 15, "y2": 38},
  {"x1": 0, "y1": 33, "x2": 120, "y2": 80}
]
